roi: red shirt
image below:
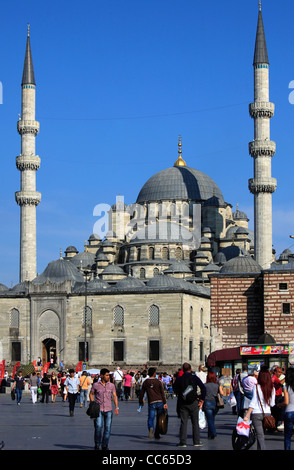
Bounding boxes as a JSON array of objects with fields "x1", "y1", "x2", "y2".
[{"x1": 272, "y1": 375, "x2": 282, "y2": 395}]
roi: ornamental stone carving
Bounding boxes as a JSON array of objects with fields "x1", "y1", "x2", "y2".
[
  {"x1": 16, "y1": 155, "x2": 41, "y2": 171},
  {"x1": 249, "y1": 140, "x2": 276, "y2": 157},
  {"x1": 248, "y1": 178, "x2": 277, "y2": 194},
  {"x1": 15, "y1": 190, "x2": 41, "y2": 206},
  {"x1": 17, "y1": 120, "x2": 40, "y2": 136},
  {"x1": 249, "y1": 101, "x2": 275, "y2": 118}
]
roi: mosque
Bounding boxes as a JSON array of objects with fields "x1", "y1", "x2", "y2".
[{"x1": 1, "y1": 4, "x2": 293, "y2": 372}]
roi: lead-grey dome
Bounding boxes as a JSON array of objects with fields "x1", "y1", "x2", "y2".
[
  {"x1": 69, "y1": 251, "x2": 96, "y2": 269},
  {"x1": 131, "y1": 221, "x2": 198, "y2": 245},
  {"x1": 114, "y1": 276, "x2": 146, "y2": 289},
  {"x1": 136, "y1": 166, "x2": 225, "y2": 204},
  {"x1": 32, "y1": 258, "x2": 85, "y2": 284},
  {"x1": 220, "y1": 255, "x2": 261, "y2": 274}
]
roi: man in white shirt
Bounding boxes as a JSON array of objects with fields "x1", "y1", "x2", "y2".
[
  {"x1": 113, "y1": 367, "x2": 124, "y2": 400},
  {"x1": 64, "y1": 369, "x2": 80, "y2": 416}
]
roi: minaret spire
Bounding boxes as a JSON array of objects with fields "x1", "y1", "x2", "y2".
[
  {"x1": 248, "y1": 4, "x2": 277, "y2": 269},
  {"x1": 15, "y1": 27, "x2": 41, "y2": 282}
]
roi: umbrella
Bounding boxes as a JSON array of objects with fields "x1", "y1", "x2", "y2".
[{"x1": 86, "y1": 369, "x2": 100, "y2": 375}]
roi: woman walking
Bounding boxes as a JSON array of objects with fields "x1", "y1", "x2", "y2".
[
  {"x1": 50, "y1": 372, "x2": 60, "y2": 403},
  {"x1": 243, "y1": 369, "x2": 275, "y2": 450},
  {"x1": 203, "y1": 371, "x2": 224, "y2": 440},
  {"x1": 278, "y1": 367, "x2": 294, "y2": 450}
]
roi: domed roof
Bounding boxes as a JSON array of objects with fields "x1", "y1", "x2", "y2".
[
  {"x1": 0, "y1": 283, "x2": 8, "y2": 292},
  {"x1": 164, "y1": 261, "x2": 192, "y2": 274},
  {"x1": 32, "y1": 258, "x2": 85, "y2": 285},
  {"x1": 136, "y1": 166, "x2": 225, "y2": 205},
  {"x1": 232, "y1": 208, "x2": 248, "y2": 220},
  {"x1": 101, "y1": 264, "x2": 126, "y2": 275},
  {"x1": 114, "y1": 276, "x2": 146, "y2": 289},
  {"x1": 131, "y1": 221, "x2": 197, "y2": 246},
  {"x1": 69, "y1": 251, "x2": 96, "y2": 269},
  {"x1": 220, "y1": 255, "x2": 261, "y2": 274},
  {"x1": 146, "y1": 274, "x2": 183, "y2": 289},
  {"x1": 65, "y1": 246, "x2": 78, "y2": 254},
  {"x1": 74, "y1": 278, "x2": 109, "y2": 292}
]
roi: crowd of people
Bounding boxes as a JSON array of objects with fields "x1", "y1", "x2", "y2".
[{"x1": 3, "y1": 362, "x2": 294, "y2": 451}]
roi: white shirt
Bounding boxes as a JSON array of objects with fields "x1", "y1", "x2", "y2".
[
  {"x1": 113, "y1": 369, "x2": 123, "y2": 381},
  {"x1": 249, "y1": 384, "x2": 275, "y2": 414}
]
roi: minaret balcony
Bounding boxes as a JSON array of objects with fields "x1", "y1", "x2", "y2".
[
  {"x1": 249, "y1": 140, "x2": 276, "y2": 157},
  {"x1": 15, "y1": 191, "x2": 41, "y2": 206},
  {"x1": 17, "y1": 120, "x2": 40, "y2": 136},
  {"x1": 248, "y1": 178, "x2": 277, "y2": 194},
  {"x1": 16, "y1": 155, "x2": 41, "y2": 171},
  {"x1": 249, "y1": 102, "x2": 275, "y2": 118}
]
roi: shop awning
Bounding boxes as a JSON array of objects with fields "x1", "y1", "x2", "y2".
[{"x1": 207, "y1": 347, "x2": 241, "y2": 367}]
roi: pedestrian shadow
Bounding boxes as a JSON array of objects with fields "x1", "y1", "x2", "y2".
[{"x1": 54, "y1": 444, "x2": 93, "y2": 450}]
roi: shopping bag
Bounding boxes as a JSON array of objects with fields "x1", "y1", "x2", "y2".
[
  {"x1": 227, "y1": 392, "x2": 237, "y2": 408},
  {"x1": 236, "y1": 417, "x2": 251, "y2": 437},
  {"x1": 199, "y1": 409, "x2": 207, "y2": 429},
  {"x1": 232, "y1": 425, "x2": 256, "y2": 451}
]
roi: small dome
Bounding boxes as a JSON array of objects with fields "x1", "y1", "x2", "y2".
[
  {"x1": 88, "y1": 233, "x2": 101, "y2": 241},
  {"x1": 235, "y1": 227, "x2": 249, "y2": 235},
  {"x1": 101, "y1": 264, "x2": 125, "y2": 275},
  {"x1": 164, "y1": 261, "x2": 192, "y2": 274},
  {"x1": 114, "y1": 276, "x2": 145, "y2": 289},
  {"x1": 220, "y1": 255, "x2": 261, "y2": 274},
  {"x1": 32, "y1": 258, "x2": 85, "y2": 285},
  {"x1": 0, "y1": 283, "x2": 8, "y2": 292},
  {"x1": 202, "y1": 263, "x2": 221, "y2": 272},
  {"x1": 257, "y1": 333, "x2": 276, "y2": 344},
  {"x1": 214, "y1": 252, "x2": 227, "y2": 265},
  {"x1": 70, "y1": 251, "x2": 96, "y2": 269},
  {"x1": 74, "y1": 278, "x2": 109, "y2": 292},
  {"x1": 65, "y1": 246, "x2": 78, "y2": 254},
  {"x1": 233, "y1": 208, "x2": 248, "y2": 220},
  {"x1": 95, "y1": 252, "x2": 109, "y2": 262},
  {"x1": 146, "y1": 274, "x2": 183, "y2": 289}
]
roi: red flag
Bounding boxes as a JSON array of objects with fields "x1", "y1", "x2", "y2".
[
  {"x1": 12, "y1": 362, "x2": 20, "y2": 378},
  {"x1": 76, "y1": 361, "x2": 83, "y2": 373},
  {"x1": 0, "y1": 360, "x2": 5, "y2": 379},
  {"x1": 42, "y1": 362, "x2": 50, "y2": 374}
]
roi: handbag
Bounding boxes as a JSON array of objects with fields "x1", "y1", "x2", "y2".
[
  {"x1": 255, "y1": 385, "x2": 276, "y2": 431},
  {"x1": 11, "y1": 389, "x2": 16, "y2": 401},
  {"x1": 216, "y1": 388, "x2": 225, "y2": 408},
  {"x1": 232, "y1": 426, "x2": 256, "y2": 451}
]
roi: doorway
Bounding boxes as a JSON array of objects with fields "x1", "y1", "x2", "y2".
[{"x1": 42, "y1": 338, "x2": 57, "y2": 366}]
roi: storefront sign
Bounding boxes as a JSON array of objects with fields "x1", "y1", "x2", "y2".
[{"x1": 240, "y1": 344, "x2": 293, "y2": 356}]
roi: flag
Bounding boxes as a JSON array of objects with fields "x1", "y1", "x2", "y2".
[{"x1": 76, "y1": 361, "x2": 83, "y2": 373}]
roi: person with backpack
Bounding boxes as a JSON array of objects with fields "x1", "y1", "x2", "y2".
[
  {"x1": 173, "y1": 362, "x2": 206, "y2": 448},
  {"x1": 203, "y1": 371, "x2": 224, "y2": 440}
]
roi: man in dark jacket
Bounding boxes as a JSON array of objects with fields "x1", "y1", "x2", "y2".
[
  {"x1": 173, "y1": 362, "x2": 206, "y2": 447},
  {"x1": 139, "y1": 367, "x2": 167, "y2": 439}
]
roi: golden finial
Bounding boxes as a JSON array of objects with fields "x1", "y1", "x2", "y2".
[
  {"x1": 85, "y1": 240, "x2": 88, "y2": 252},
  {"x1": 259, "y1": 0, "x2": 261, "y2": 11},
  {"x1": 27, "y1": 23, "x2": 30, "y2": 37},
  {"x1": 174, "y1": 135, "x2": 187, "y2": 167}
]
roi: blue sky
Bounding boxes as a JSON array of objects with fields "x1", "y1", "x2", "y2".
[{"x1": 1, "y1": 0, "x2": 294, "y2": 286}]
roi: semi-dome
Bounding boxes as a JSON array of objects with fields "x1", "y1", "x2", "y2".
[
  {"x1": 131, "y1": 221, "x2": 198, "y2": 246},
  {"x1": 136, "y1": 166, "x2": 225, "y2": 205},
  {"x1": 114, "y1": 276, "x2": 146, "y2": 289},
  {"x1": 32, "y1": 258, "x2": 85, "y2": 284},
  {"x1": 220, "y1": 255, "x2": 261, "y2": 274}
]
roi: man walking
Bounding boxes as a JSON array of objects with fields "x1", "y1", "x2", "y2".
[
  {"x1": 113, "y1": 366, "x2": 124, "y2": 401},
  {"x1": 173, "y1": 362, "x2": 206, "y2": 447},
  {"x1": 64, "y1": 369, "x2": 80, "y2": 416},
  {"x1": 11, "y1": 371, "x2": 26, "y2": 405},
  {"x1": 139, "y1": 367, "x2": 167, "y2": 440},
  {"x1": 90, "y1": 368, "x2": 119, "y2": 451}
]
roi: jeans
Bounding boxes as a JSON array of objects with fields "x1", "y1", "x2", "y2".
[
  {"x1": 16, "y1": 388, "x2": 23, "y2": 404},
  {"x1": 203, "y1": 400, "x2": 217, "y2": 438},
  {"x1": 284, "y1": 411, "x2": 294, "y2": 450},
  {"x1": 80, "y1": 389, "x2": 88, "y2": 407},
  {"x1": 148, "y1": 402, "x2": 164, "y2": 435},
  {"x1": 94, "y1": 411, "x2": 113, "y2": 449},
  {"x1": 179, "y1": 401, "x2": 200, "y2": 445}
]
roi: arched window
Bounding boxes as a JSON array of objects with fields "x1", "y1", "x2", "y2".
[
  {"x1": 149, "y1": 304, "x2": 159, "y2": 325},
  {"x1": 176, "y1": 247, "x2": 182, "y2": 261},
  {"x1": 114, "y1": 305, "x2": 124, "y2": 326},
  {"x1": 148, "y1": 246, "x2": 154, "y2": 260},
  {"x1": 162, "y1": 247, "x2": 169, "y2": 260},
  {"x1": 153, "y1": 267, "x2": 159, "y2": 276},
  {"x1": 10, "y1": 308, "x2": 20, "y2": 328},
  {"x1": 137, "y1": 247, "x2": 141, "y2": 261},
  {"x1": 140, "y1": 267, "x2": 146, "y2": 279}
]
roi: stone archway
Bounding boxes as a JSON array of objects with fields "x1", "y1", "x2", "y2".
[{"x1": 39, "y1": 310, "x2": 60, "y2": 365}]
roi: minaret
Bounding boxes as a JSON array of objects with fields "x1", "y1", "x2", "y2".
[
  {"x1": 248, "y1": 2, "x2": 277, "y2": 269},
  {"x1": 15, "y1": 26, "x2": 41, "y2": 282}
]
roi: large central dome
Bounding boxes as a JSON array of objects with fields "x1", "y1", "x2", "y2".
[{"x1": 136, "y1": 165, "x2": 225, "y2": 205}]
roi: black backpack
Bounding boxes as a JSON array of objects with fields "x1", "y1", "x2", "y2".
[{"x1": 181, "y1": 374, "x2": 198, "y2": 405}]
